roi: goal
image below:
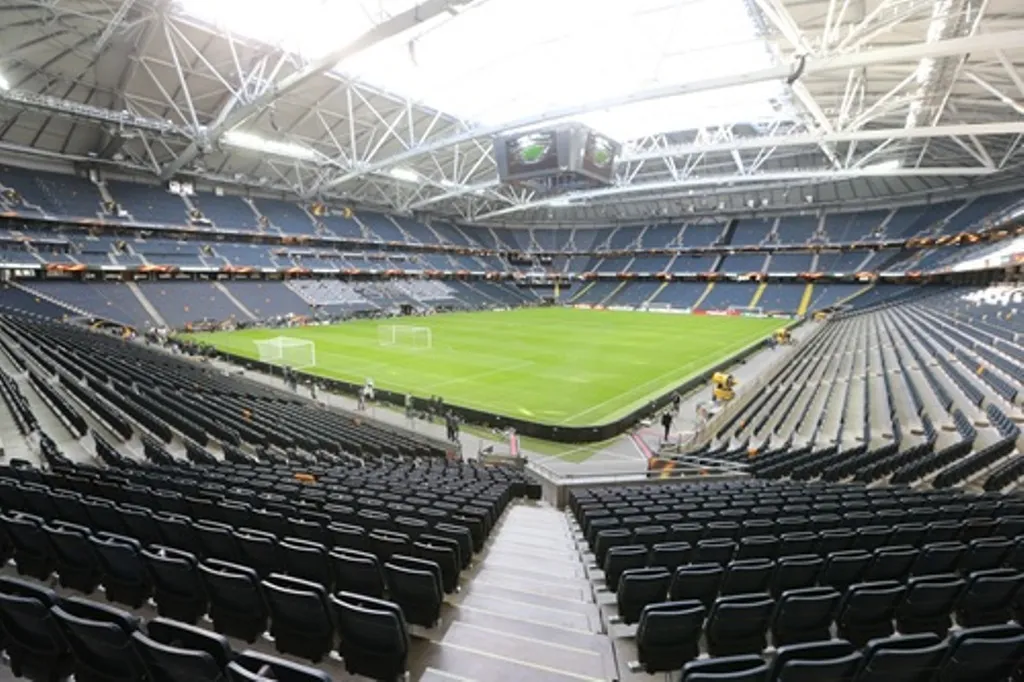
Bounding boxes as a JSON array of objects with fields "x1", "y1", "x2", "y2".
[
  {"x1": 254, "y1": 337, "x2": 316, "y2": 369},
  {"x1": 378, "y1": 325, "x2": 432, "y2": 349}
]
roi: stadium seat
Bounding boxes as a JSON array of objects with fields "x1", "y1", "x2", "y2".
[
  {"x1": 681, "y1": 654, "x2": 769, "y2": 682},
  {"x1": 836, "y1": 581, "x2": 906, "y2": 647},
  {"x1": 954, "y1": 568, "x2": 1024, "y2": 627},
  {"x1": 616, "y1": 567, "x2": 671, "y2": 624},
  {"x1": 669, "y1": 562, "x2": 724, "y2": 607},
  {"x1": 771, "y1": 554, "x2": 823, "y2": 597},
  {"x1": 634, "y1": 600, "x2": 705, "y2": 672},
  {"x1": 863, "y1": 545, "x2": 918, "y2": 583},
  {"x1": 3, "y1": 511, "x2": 56, "y2": 580},
  {"x1": 768, "y1": 640, "x2": 860, "y2": 682},
  {"x1": 51, "y1": 596, "x2": 146, "y2": 682},
  {"x1": 604, "y1": 544, "x2": 649, "y2": 591},
  {"x1": 234, "y1": 528, "x2": 285, "y2": 578},
  {"x1": 131, "y1": 618, "x2": 232, "y2": 682},
  {"x1": 0, "y1": 576, "x2": 75, "y2": 681},
  {"x1": 331, "y1": 592, "x2": 410, "y2": 681},
  {"x1": 821, "y1": 550, "x2": 872, "y2": 592},
  {"x1": 721, "y1": 558, "x2": 774, "y2": 595},
  {"x1": 261, "y1": 574, "x2": 334, "y2": 663},
  {"x1": 895, "y1": 573, "x2": 966, "y2": 636},
  {"x1": 855, "y1": 633, "x2": 948, "y2": 682},
  {"x1": 198, "y1": 559, "x2": 268, "y2": 642},
  {"x1": 771, "y1": 586, "x2": 841, "y2": 646},
  {"x1": 705, "y1": 593, "x2": 774, "y2": 656},
  {"x1": 329, "y1": 547, "x2": 387, "y2": 598},
  {"x1": 413, "y1": 537, "x2": 460, "y2": 593},
  {"x1": 90, "y1": 532, "x2": 150, "y2": 608},
  {"x1": 226, "y1": 650, "x2": 331, "y2": 682},
  {"x1": 936, "y1": 623, "x2": 1024, "y2": 682},
  {"x1": 280, "y1": 537, "x2": 332, "y2": 589},
  {"x1": 384, "y1": 555, "x2": 444, "y2": 628},
  {"x1": 141, "y1": 545, "x2": 208, "y2": 624},
  {"x1": 649, "y1": 541, "x2": 690, "y2": 572},
  {"x1": 45, "y1": 520, "x2": 102, "y2": 593}
]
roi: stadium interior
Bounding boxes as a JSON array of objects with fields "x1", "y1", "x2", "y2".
[{"x1": 0, "y1": 0, "x2": 1023, "y2": 680}]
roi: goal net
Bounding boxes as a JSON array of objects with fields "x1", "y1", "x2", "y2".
[
  {"x1": 254, "y1": 337, "x2": 316, "y2": 369},
  {"x1": 378, "y1": 325, "x2": 432, "y2": 350}
]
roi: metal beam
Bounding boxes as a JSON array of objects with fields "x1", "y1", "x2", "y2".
[
  {"x1": 158, "y1": 0, "x2": 470, "y2": 180},
  {"x1": 317, "y1": 27, "x2": 1024, "y2": 192},
  {"x1": 624, "y1": 122, "x2": 1024, "y2": 162},
  {"x1": 473, "y1": 166, "x2": 997, "y2": 221}
]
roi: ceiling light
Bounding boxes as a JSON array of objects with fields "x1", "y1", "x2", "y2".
[
  {"x1": 0, "y1": 74, "x2": 8, "y2": 91},
  {"x1": 389, "y1": 167, "x2": 419, "y2": 182},
  {"x1": 223, "y1": 130, "x2": 317, "y2": 161},
  {"x1": 864, "y1": 159, "x2": 901, "y2": 171}
]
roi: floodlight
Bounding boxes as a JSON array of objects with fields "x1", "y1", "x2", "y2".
[
  {"x1": 389, "y1": 167, "x2": 420, "y2": 182},
  {"x1": 0, "y1": 74, "x2": 8, "y2": 91},
  {"x1": 223, "y1": 130, "x2": 318, "y2": 161},
  {"x1": 864, "y1": 159, "x2": 901, "y2": 171}
]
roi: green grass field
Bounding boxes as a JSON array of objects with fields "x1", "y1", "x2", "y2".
[{"x1": 188, "y1": 308, "x2": 781, "y2": 427}]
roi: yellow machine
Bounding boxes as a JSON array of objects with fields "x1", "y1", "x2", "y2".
[
  {"x1": 711, "y1": 372, "x2": 737, "y2": 402},
  {"x1": 774, "y1": 328, "x2": 792, "y2": 345}
]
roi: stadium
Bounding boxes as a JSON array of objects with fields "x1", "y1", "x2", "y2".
[{"x1": 0, "y1": 0, "x2": 1022, "y2": 680}]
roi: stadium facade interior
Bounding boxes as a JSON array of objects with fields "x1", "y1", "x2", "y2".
[{"x1": 0, "y1": 0, "x2": 1023, "y2": 681}]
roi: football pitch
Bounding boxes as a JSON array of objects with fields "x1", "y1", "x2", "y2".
[{"x1": 189, "y1": 308, "x2": 781, "y2": 427}]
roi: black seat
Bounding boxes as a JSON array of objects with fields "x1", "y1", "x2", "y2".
[
  {"x1": 895, "y1": 573, "x2": 965, "y2": 636},
  {"x1": 593, "y1": 528, "x2": 631, "y2": 566},
  {"x1": 649, "y1": 541, "x2": 689, "y2": 573},
  {"x1": 863, "y1": 545, "x2": 918, "y2": 583},
  {"x1": 694, "y1": 538, "x2": 736, "y2": 565},
  {"x1": 604, "y1": 545, "x2": 648, "y2": 592},
  {"x1": 721, "y1": 558, "x2": 774, "y2": 596},
  {"x1": 681, "y1": 654, "x2": 769, "y2": 682},
  {"x1": 634, "y1": 600, "x2": 704, "y2": 673},
  {"x1": 369, "y1": 529, "x2": 412, "y2": 563},
  {"x1": 3, "y1": 511, "x2": 56, "y2": 580},
  {"x1": 132, "y1": 617, "x2": 232, "y2": 682},
  {"x1": 836, "y1": 581, "x2": 906, "y2": 647},
  {"x1": 331, "y1": 591, "x2": 410, "y2": 682},
  {"x1": 616, "y1": 567, "x2": 671, "y2": 625},
  {"x1": 959, "y1": 536, "x2": 1012, "y2": 574},
  {"x1": 195, "y1": 520, "x2": 244, "y2": 565},
  {"x1": 51, "y1": 596, "x2": 145, "y2": 682},
  {"x1": 281, "y1": 537, "x2": 332, "y2": 589},
  {"x1": 936, "y1": 623, "x2": 1024, "y2": 682},
  {"x1": 0, "y1": 576, "x2": 75, "y2": 682},
  {"x1": 768, "y1": 639, "x2": 860, "y2": 682},
  {"x1": 821, "y1": 550, "x2": 871, "y2": 592},
  {"x1": 329, "y1": 547, "x2": 387, "y2": 598},
  {"x1": 89, "y1": 532, "x2": 150, "y2": 608},
  {"x1": 736, "y1": 535, "x2": 778, "y2": 561},
  {"x1": 384, "y1": 555, "x2": 444, "y2": 628},
  {"x1": 912, "y1": 542, "x2": 965, "y2": 576},
  {"x1": 771, "y1": 586, "x2": 841, "y2": 646},
  {"x1": 142, "y1": 545, "x2": 207, "y2": 625},
  {"x1": 954, "y1": 568, "x2": 1024, "y2": 627},
  {"x1": 226, "y1": 650, "x2": 331, "y2": 682},
  {"x1": 705, "y1": 593, "x2": 774, "y2": 656},
  {"x1": 432, "y1": 523, "x2": 473, "y2": 569},
  {"x1": 412, "y1": 538, "x2": 460, "y2": 594},
  {"x1": 235, "y1": 528, "x2": 285, "y2": 579},
  {"x1": 261, "y1": 574, "x2": 334, "y2": 663},
  {"x1": 771, "y1": 554, "x2": 822, "y2": 598},
  {"x1": 45, "y1": 521, "x2": 102, "y2": 594},
  {"x1": 328, "y1": 522, "x2": 368, "y2": 553},
  {"x1": 855, "y1": 633, "x2": 947, "y2": 682},
  {"x1": 198, "y1": 558, "x2": 268, "y2": 643},
  {"x1": 669, "y1": 563, "x2": 723, "y2": 608}
]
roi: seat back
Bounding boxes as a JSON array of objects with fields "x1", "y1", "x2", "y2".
[
  {"x1": 771, "y1": 587, "x2": 841, "y2": 646},
  {"x1": 226, "y1": 650, "x2": 331, "y2": 682},
  {"x1": 331, "y1": 592, "x2": 410, "y2": 681},
  {"x1": 51, "y1": 597, "x2": 143, "y2": 682},
  {"x1": 836, "y1": 581, "x2": 906, "y2": 646},
  {"x1": 635, "y1": 600, "x2": 704, "y2": 673},
  {"x1": 681, "y1": 654, "x2": 769, "y2": 682},
  {"x1": 329, "y1": 548, "x2": 386, "y2": 598},
  {"x1": 769, "y1": 639, "x2": 860, "y2": 682},
  {"x1": 938, "y1": 624, "x2": 1024, "y2": 682},
  {"x1": 857, "y1": 633, "x2": 947, "y2": 682}
]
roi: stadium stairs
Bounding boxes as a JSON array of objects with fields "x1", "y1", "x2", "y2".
[
  {"x1": 213, "y1": 281, "x2": 258, "y2": 321},
  {"x1": 127, "y1": 281, "x2": 169, "y2": 327}
]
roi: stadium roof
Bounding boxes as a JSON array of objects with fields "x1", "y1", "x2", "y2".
[{"x1": 1, "y1": 0, "x2": 1023, "y2": 225}]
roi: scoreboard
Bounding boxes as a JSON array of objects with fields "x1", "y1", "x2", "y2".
[{"x1": 495, "y1": 124, "x2": 620, "y2": 190}]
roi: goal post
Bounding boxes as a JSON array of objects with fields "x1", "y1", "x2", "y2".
[
  {"x1": 378, "y1": 325, "x2": 432, "y2": 350},
  {"x1": 254, "y1": 337, "x2": 316, "y2": 369}
]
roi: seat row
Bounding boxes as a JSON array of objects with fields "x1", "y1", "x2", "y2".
[
  {"x1": 0, "y1": 573, "x2": 407, "y2": 681},
  {"x1": 664, "y1": 627, "x2": 1024, "y2": 681}
]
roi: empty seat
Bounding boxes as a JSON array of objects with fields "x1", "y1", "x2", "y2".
[
  {"x1": 3, "y1": 511, "x2": 56, "y2": 580},
  {"x1": 132, "y1": 618, "x2": 232, "y2": 682},
  {"x1": 912, "y1": 542, "x2": 965, "y2": 576},
  {"x1": 281, "y1": 537, "x2": 332, "y2": 589},
  {"x1": 142, "y1": 545, "x2": 207, "y2": 624},
  {"x1": 198, "y1": 559, "x2": 268, "y2": 643},
  {"x1": 822, "y1": 550, "x2": 871, "y2": 592},
  {"x1": 695, "y1": 538, "x2": 736, "y2": 565},
  {"x1": 384, "y1": 555, "x2": 444, "y2": 628},
  {"x1": 90, "y1": 532, "x2": 150, "y2": 608},
  {"x1": 0, "y1": 576, "x2": 75, "y2": 681},
  {"x1": 649, "y1": 541, "x2": 689, "y2": 573},
  {"x1": 413, "y1": 537, "x2": 460, "y2": 594},
  {"x1": 51, "y1": 596, "x2": 145, "y2": 682},
  {"x1": 721, "y1": 558, "x2": 774, "y2": 596},
  {"x1": 261, "y1": 574, "x2": 334, "y2": 663},
  {"x1": 681, "y1": 654, "x2": 769, "y2": 682},
  {"x1": 635, "y1": 600, "x2": 704, "y2": 673},
  {"x1": 235, "y1": 528, "x2": 285, "y2": 579},
  {"x1": 771, "y1": 554, "x2": 822, "y2": 597},
  {"x1": 960, "y1": 536, "x2": 1012, "y2": 573},
  {"x1": 771, "y1": 586, "x2": 841, "y2": 646},
  {"x1": 895, "y1": 573, "x2": 966, "y2": 636},
  {"x1": 768, "y1": 639, "x2": 861, "y2": 682},
  {"x1": 706, "y1": 593, "x2": 774, "y2": 656},
  {"x1": 617, "y1": 567, "x2": 671, "y2": 624},
  {"x1": 936, "y1": 623, "x2": 1024, "y2": 682},
  {"x1": 45, "y1": 521, "x2": 102, "y2": 594},
  {"x1": 855, "y1": 633, "x2": 948, "y2": 682},
  {"x1": 836, "y1": 581, "x2": 906, "y2": 647},
  {"x1": 669, "y1": 563, "x2": 724, "y2": 608},
  {"x1": 863, "y1": 545, "x2": 918, "y2": 583},
  {"x1": 332, "y1": 592, "x2": 410, "y2": 682},
  {"x1": 226, "y1": 650, "x2": 331, "y2": 682},
  {"x1": 330, "y1": 547, "x2": 387, "y2": 598},
  {"x1": 604, "y1": 545, "x2": 648, "y2": 592},
  {"x1": 955, "y1": 568, "x2": 1024, "y2": 627}
]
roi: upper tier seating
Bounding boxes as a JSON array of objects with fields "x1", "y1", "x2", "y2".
[
  {"x1": 768, "y1": 252, "x2": 814, "y2": 274},
  {"x1": 1, "y1": 167, "x2": 104, "y2": 217},
  {"x1": 758, "y1": 284, "x2": 807, "y2": 314},
  {"x1": 251, "y1": 198, "x2": 315, "y2": 235},
  {"x1": 730, "y1": 219, "x2": 773, "y2": 246},
  {"x1": 192, "y1": 192, "x2": 259, "y2": 231},
  {"x1": 775, "y1": 216, "x2": 818, "y2": 245},
  {"x1": 107, "y1": 181, "x2": 189, "y2": 225},
  {"x1": 821, "y1": 211, "x2": 888, "y2": 243}
]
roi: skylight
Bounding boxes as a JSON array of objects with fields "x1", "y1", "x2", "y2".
[{"x1": 180, "y1": 0, "x2": 788, "y2": 143}]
